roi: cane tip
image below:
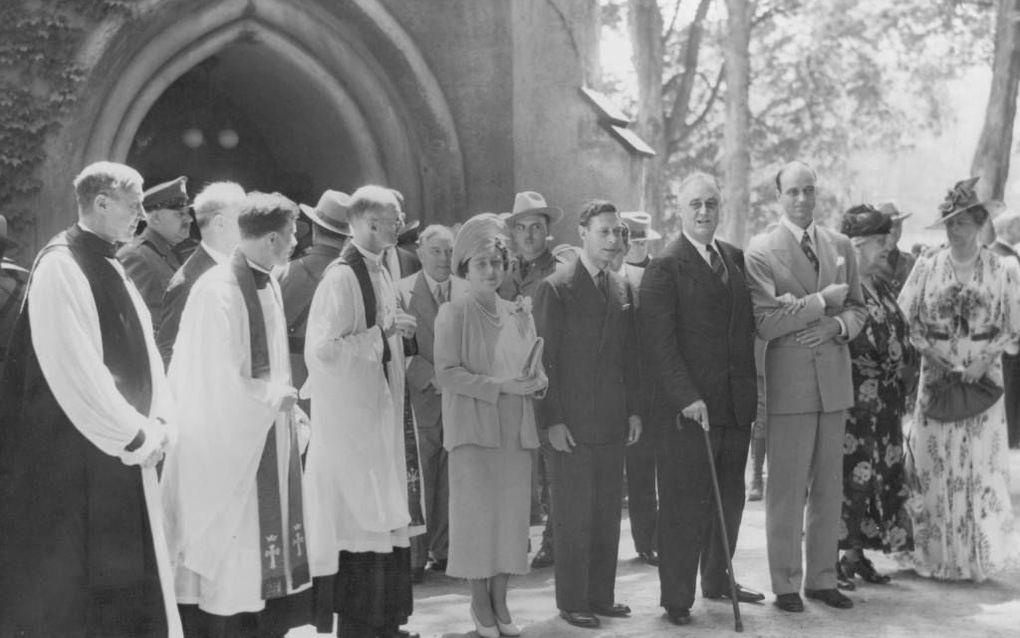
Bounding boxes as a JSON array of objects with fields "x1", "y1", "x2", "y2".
[{"x1": 735, "y1": 620, "x2": 744, "y2": 632}]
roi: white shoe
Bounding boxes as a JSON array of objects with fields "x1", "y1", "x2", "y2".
[
  {"x1": 471, "y1": 606, "x2": 500, "y2": 638},
  {"x1": 496, "y1": 617, "x2": 522, "y2": 637}
]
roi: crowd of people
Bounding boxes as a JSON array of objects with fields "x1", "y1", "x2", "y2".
[{"x1": 0, "y1": 158, "x2": 1019, "y2": 638}]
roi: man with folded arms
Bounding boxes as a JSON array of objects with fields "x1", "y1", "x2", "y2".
[
  {"x1": 639, "y1": 173, "x2": 763, "y2": 626},
  {"x1": 744, "y1": 161, "x2": 866, "y2": 613}
]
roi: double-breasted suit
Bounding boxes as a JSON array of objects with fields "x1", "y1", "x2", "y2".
[
  {"x1": 639, "y1": 234, "x2": 757, "y2": 610},
  {"x1": 744, "y1": 221, "x2": 867, "y2": 595},
  {"x1": 397, "y1": 271, "x2": 467, "y2": 569},
  {"x1": 533, "y1": 258, "x2": 640, "y2": 613}
]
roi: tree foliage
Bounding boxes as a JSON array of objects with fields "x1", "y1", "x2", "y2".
[
  {"x1": 610, "y1": 0, "x2": 995, "y2": 242},
  {"x1": 0, "y1": 1, "x2": 130, "y2": 244}
]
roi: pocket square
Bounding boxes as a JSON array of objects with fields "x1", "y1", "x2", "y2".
[{"x1": 836, "y1": 256, "x2": 846, "y2": 267}]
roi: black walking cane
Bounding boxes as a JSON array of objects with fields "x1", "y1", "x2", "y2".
[{"x1": 679, "y1": 414, "x2": 744, "y2": 632}]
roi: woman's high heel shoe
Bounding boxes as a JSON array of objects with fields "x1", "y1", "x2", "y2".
[
  {"x1": 471, "y1": 605, "x2": 500, "y2": 638},
  {"x1": 495, "y1": 615, "x2": 521, "y2": 637}
]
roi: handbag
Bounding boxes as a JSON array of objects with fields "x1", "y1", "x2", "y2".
[{"x1": 922, "y1": 372, "x2": 1003, "y2": 421}]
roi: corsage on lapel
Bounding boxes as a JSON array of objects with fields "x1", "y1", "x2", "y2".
[{"x1": 510, "y1": 295, "x2": 533, "y2": 337}]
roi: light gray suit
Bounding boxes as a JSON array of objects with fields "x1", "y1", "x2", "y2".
[
  {"x1": 398, "y1": 272, "x2": 467, "y2": 568},
  {"x1": 744, "y1": 221, "x2": 867, "y2": 595}
]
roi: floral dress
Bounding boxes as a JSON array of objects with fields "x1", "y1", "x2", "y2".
[
  {"x1": 839, "y1": 277, "x2": 915, "y2": 553},
  {"x1": 896, "y1": 247, "x2": 1020, "y2": 581}
]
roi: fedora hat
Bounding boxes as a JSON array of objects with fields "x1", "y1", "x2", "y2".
[
  {"x1": 504, "y1": 191, "x2": 563, "y2": 227},
  {"x1": 300, "y1": 190, "x2": 352, "y2": 236},
  {"x1": 927, "y1": 177, "x2": 991, "y2": 229},
  {"x1": 620, "y1": 211, "x2": 662, "y2": 241}
]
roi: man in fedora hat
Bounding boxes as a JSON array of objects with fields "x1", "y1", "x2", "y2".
[
  {"x1": 0, "y1": 214, "x2": 29, "y2": 371},
  {"x1": 875, "y1": 202, "x2": 916, "y2": 295},
  {"x1": 117, "y1": 175, "x2": 194, "y2": 330},
  {"x1": 156, "y1": 181, "x2": 245, "y2": 367},
  {"x1": 279, "y1": 189, "x2": 352, "y2": 408},
  {"x1": 498, "y1": 190, "x2": 566, "y2": 569}
]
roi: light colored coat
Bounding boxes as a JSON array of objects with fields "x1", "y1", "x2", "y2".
[{"x1": 743, "y1": 223, "x2": 868, "y2": 414}]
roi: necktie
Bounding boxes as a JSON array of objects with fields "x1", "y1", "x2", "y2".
[
  {"x1": 435, "y1": 283, "x2": 447, "y2": 304},
  {"x1": 596, "y1": 269, "x2": 609, "y2": 300},
  {"x1": 706, "y1": 244, "x2": 728, "y2": 285},
  {"x1": 800, "y1": 231, "x2": 820, "y2": 274}
]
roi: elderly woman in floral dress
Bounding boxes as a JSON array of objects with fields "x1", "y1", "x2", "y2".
[
  {"x1": 835, "y1": 205, "x2": 915, "y2": 589},
  {"x1": 897, "y1": 178, "x2": 1020, "y2": 581}
]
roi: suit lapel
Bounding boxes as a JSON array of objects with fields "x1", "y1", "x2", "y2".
[
  {"x1": 815, "y1": 227, "x2": 838, "y2": 288},
  {"x1": 598, "y1": 270, "x2": 628, "y2": 353},
  {"x1": 410, "y1": 272, "x2": 439, "y2": 326},
  {"x1": 676, "y1": 235, "x2": 726, "y2": 293},
  {"x1": 777, "y1": 226, "x2": 819, "y2": 293}
]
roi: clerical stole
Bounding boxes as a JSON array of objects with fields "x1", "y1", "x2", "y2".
[
  {"x1": 230, "y1": 252, "x2": 310, "y2": 599},
  {"x1": 339, "y1": 244, "x2": 425, "y2": 534},
  {"x1": 0, "y1": 225, "x2": 168, "y2": 637}
]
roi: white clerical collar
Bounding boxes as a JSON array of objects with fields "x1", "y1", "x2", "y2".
[
  {"x1": 244, "y1": 257, "x2": 271, "y2": 275},
  {"x1": 780, "y1": 215, "x2": 816, "y2": 244},
  {"x1": 201, "y1": 241, "x2": 229, "y2": 264},
  {"x1": 682, "y1": 230, "x2": 719, "y2": 266},
  {"x1": 578, "y1": 250, "x2": 607, "y2": 280},
  {"x1": 352, "y1": 241, "x2": 384, "y2": 267}
]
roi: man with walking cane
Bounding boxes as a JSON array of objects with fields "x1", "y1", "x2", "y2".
[{"x1": 638, "y1": 172, "x2": 763, "y2": 627}]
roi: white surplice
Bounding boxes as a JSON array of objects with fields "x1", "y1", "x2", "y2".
[
  {"x1": 303, "y1": 245, "x2": 410, "y2": 577},
  {"x1": 29, "y1": 244, "x2": 183, "y2": 637},
  {"x1": 162, "y1": 263, "x2": 310, "y2": 616}
]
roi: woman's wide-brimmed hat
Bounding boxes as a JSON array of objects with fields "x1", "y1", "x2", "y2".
[
  {"x1": 299, "y1": 190, "x2": 352, "y2": 236},
  {"x1": 452, "y1": 213, "x2": 508, "y2": 270},
  {"x1": 840, "y1": 204, "x2": 892, "y2": 238},
  {"x1": 927, "y1": 177, "x2": 990, "y2": 229}
]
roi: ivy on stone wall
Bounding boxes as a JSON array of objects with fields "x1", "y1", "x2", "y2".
[{"x1": 0, "y1": 1, "x2": 129, "y2": 241}]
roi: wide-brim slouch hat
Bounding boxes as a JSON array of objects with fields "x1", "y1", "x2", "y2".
[
  {"x1": 504, "y1": 191, "x2": 563, "y2": 227},
  {"x1": 452, "y1": 213, "x2": 509, "y2": 270}
]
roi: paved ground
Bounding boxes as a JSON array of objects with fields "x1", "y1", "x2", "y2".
[{"x1": 291, "y1": 451, "x2": 1020, "y2": 638}]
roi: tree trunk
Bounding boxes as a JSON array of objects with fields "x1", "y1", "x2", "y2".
[
  {"x1": 971, "y1": 0, "x2": 1020, "y2": 200},
  {"x1": 721, "y1": 0, "x2": 752, "y2": 246},
  {"x1": 628, "y1": 0, "x2": 666, "y2": 229}
]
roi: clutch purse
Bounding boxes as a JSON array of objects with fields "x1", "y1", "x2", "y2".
[{"x1": 922, "y1": 372, "x2": 1003, "y2": 422}]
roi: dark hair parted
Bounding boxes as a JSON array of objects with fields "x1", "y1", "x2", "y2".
[
  {"x1": 238, "y1": 192, "x2": 299, "y2": 239},
  {"x1": 578, "y1": 200, "x2": 618, "y2": 227},
  {"x1": 455, "y1": 235, "x2": 510, "y2": 278}
]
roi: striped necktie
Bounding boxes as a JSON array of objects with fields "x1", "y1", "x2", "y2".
[{"x1": 800, "y1": 231, "x2": 820, "y2": 274}]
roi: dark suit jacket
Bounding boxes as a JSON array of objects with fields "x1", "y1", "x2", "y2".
[
  {"x1": 116, "y1": 226, "x2": 182, "y2": 328},
  {"x1": 639, "y1": 235, "x2": 757, "y2": 430},
  {"x1": 533, "y1": 259, "x2": 640, "y2": 445},
  {"x1": 156, "y1": 244, "x2": 216, "y2": 367}
]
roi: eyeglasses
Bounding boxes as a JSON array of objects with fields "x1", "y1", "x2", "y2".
[{"x1": 371, "y1": 218, "x2": 401, "y2": 229}]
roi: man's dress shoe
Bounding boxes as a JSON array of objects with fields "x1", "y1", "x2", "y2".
[
  {"x1": 559, "y1": 611, "x2": 600, "y2": 629},
  {"x1": 591, "y1": 603, "x2": 631, "y2": 617},
  {"x1": 531, "y1": 545, "x2": 554, "y2": 568},
  {"x1": 636, "y1": 550, "x2": 659, "y2": 566},
  {"x1": 805, "y1": 588, "x2": 854, "y2": 609},
  {"x1": 774, "y1": 593, "x2": 804, "y2": 612},
  {"x1": 427, "y1": 558, "x2": 447, "y2": 572},
  {"x1": 704, "y1": 583, "x2": 765, "y2": 604},
  {"x1": 664, "y1": 607, "x2": 691, "y2": 625}
]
